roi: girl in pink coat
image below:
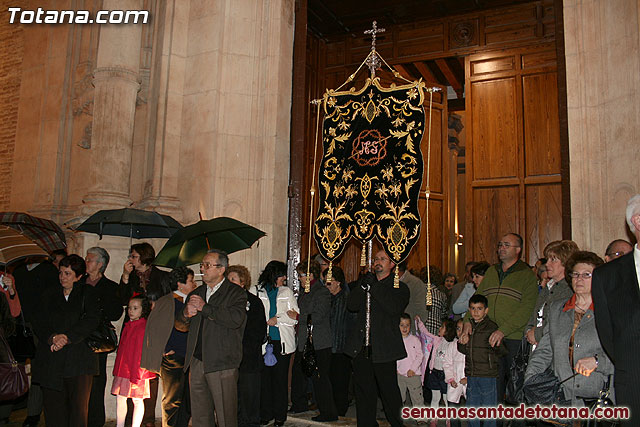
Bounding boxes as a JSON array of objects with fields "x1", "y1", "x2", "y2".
[{"x1": 443, "y1": 319, "x2": 467, "y2": 427}]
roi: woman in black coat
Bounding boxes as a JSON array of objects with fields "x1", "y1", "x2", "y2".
[
  {"x1": 31, "y1": 254, "x2": 101, "y2": 427},
  {"x1": 227, "y1": 265, "x2": 267, "y2": 427}
]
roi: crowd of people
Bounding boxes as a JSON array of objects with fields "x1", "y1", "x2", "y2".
[{"x1": 0, "y1": 194, "x2": 639, "y2": 427}]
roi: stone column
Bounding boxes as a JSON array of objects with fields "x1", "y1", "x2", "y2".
[
  {"x1": 83, "y1": 0, "x2": 143, "y2": 211},
  {"x1": 564, "y1": 0, "x2": 640, "y2": 251}
]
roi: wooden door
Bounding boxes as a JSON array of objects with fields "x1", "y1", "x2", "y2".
[{"x1": 465, "y1": 44, "x2": 564, "y2": 265}]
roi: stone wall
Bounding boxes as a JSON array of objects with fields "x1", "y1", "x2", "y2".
[{"x1": 0, "y1": 1, "x2": 24, "y2": 210}]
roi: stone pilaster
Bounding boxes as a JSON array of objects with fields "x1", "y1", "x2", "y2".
[{"x1": 565, "y1": 0, "x2": 640, "y2": 251}]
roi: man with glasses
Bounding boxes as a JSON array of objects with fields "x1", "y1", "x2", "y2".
[
  {"x1": 344, "y1": 250, "x2": 409, "y2": 427},
  {"x1": 461, "y1": 233, "x2": 537, "y2": 407},
  {"x1": 603, "y1": 238, "x2": 633, "y2": 262},
  {"x1": 592, "y1": 195, "x2": 640, "y2": 425},
  {"x1": 175, "y1": 249, "x2": 247, "y2": 427}
]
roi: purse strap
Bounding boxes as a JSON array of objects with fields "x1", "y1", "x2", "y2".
[{"x1": 0, "y1": 328, "x2": 18, "y2": 365}]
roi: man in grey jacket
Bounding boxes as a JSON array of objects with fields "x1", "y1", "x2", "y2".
[{"x1": 176, "y1": 249, "x2": 247, "y2": 427}]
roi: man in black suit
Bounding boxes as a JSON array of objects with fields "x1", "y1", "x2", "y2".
[
  {"x1": 175, "y1": 249, "x2": 247, "y2": 427},
  {"x1": 592, "y1": 194, "x2": 640, "y2": 425},
  {"x1": 345, "y1": 250, "x2": 409, "y2": 427}
]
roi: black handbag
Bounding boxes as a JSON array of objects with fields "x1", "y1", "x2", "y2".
[
  {"x1": 301, "y1": 315, "x2": 318, "y2": 378},
  {"x1": 7, "y1": 312, "x2": 35, "y2": 362},
  {"x1": 583, "y1": 376, "x2": 618, "y2": 427},
  {"x1": 0, "y1": 329, "x2": 29, "y2": 401},
  {"x1": 505, "y1": 336, "x2": 531, "y2": 404},
  {"x1": 523, "y1": 367, "x2": 575, "y2": 406},
  {"x1": 81, "y1": 288, "x2": 118, "y2": 354}
]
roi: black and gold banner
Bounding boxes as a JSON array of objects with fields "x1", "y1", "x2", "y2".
[{"x1": 314, "y1": 77, "x2": 426, "y2": 264}]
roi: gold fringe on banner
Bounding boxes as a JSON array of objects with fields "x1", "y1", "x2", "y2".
[
  {"x1": 360, "y1": 242, "x2": 367, "y2": 267},
  {"x1": 326, "y1": 261, "x2": 333, "y2": 283}
]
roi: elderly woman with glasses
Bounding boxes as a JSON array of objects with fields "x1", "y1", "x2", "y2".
[{"x1": 525, "y1": 251, "x2": 614, "y2": 407}]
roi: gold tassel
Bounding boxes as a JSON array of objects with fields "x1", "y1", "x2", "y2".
[
  {"x1": 326, "y1": 262, "x2": 333, "y2": 283},
  {"x1": 394, "y1": 265, "x2": 399, "y2": 288},
  {"x1": 305, "y1": 275, "x2": 311, "y2": 293},
  {"x1": 360, "y1": 242, "x2": 367, "y2": 266},
  {"x1": 426, "y1": 281, "x2": 433, "y2": 306}
]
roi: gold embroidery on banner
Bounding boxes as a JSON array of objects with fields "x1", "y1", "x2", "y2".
[
  {"x1": 354, "y1": 209, "x2": 375, "y2": 237},
  {"x1": 315, "y1": 202, "x2": 352, "y2": 259}
]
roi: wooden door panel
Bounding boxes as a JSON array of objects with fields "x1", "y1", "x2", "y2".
[
  {"x1": 523, "y1": 72, "x2": 561, "y2": 177},
  {"x1": 422, "y1": 103, "x2": 444, "y2": 194},
  {"x1": 472, "y1": 186, "x2": 519, "y2": 263},
  {"x1": 407, "y1": 196, "x2": 445, "y2": 274},
  {"x1": 471, "y1": 77, "x2": 519, "y2": 181},
  {"x1": 525, "y1": 183, "x2": 562, "y2": 264}
]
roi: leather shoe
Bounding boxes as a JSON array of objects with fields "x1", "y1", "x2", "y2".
[
  {"x1": 260, "y1": 420, "x2": 272, "y2": 426},
  {"x1": 312, "y1": 414, "x2": 338, "y2": 422},
  {"x1": 274, "y1": 420, "x2": 285, "y2": 427}
]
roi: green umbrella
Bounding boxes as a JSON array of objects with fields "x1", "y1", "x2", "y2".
[{"x1": 153, "y1": 217, "x2": 266, "y2": 268}]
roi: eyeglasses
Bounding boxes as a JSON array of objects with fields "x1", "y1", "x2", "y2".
[
  {"x1": 200, "y1": 262, "x2": 223, "y2": 269},
  {"x1": 569, "y1": 272, "x2": 593, "y2": 280},
  {"x1": 605, "y1": 251, "x2": 626, "y2": 258},
  {"x1": 127, "y1": 254, "x2": 140, "y2": 259},
  {"x1": 497, "y1": 242, "x2": 519, "y2": 248}
]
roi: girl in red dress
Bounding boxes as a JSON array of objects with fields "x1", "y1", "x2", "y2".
[{"x1": 111, "y1": 295, "x2": 155, "y2": 427}]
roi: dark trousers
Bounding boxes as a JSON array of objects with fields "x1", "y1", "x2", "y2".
[
  {"x1": 42, "y1": 374, "x2": 93, "y2": 427},
  {"x1": 497, "y1": 338, "x2": 520, "y2": 403},
  {"x1": 330, "y1": 352, "x2": 352, "y2": 416},
  {"x1": 260, "y1": 341, "x2": 292, "y2": 423},
  {"x1": 351, "y1": 350, "x2": 404, "y2": 427},
  {"x1": 238, "y1": 371, "x2": 261, "y2": 427},
  {"x1": 310, "y1": 348, "x2": 338, "y2": 419},
  {"x1": 497, "y1": 339, "x2": 524, "y2": 427},
  {"x1": 88, "y1": 352, "x2": 108, "y2": 427},
  {"x1": 289, "y1": 350, "x2": 309, "y2": 412},
  {"x1": 125, "y1": 377, "x2": 158, "y2": 426},
  {"x1": 160, "y1": 354, "x2": 190, "y2": 427}
]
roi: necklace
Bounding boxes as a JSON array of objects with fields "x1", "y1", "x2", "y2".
[{"x1": 575, "y1": 301, "x2": 591, "y2": 312}]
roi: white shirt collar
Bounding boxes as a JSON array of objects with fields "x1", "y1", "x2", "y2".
[
  {"x1": 634, "y1": 244, "x2": 640, "y2": 288},
  {"x1": 547, "y1": 278, "x2": 555, "y2": 290},
  {"x1": 205, "y1": 278, "x2": 225, "y2": 302}
]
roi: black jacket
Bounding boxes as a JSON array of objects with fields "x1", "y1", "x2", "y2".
[
  {"x1": 240, "y1": 290, "x2": 266, "y2": 373},
  {"x1": 83, "y1": 275, "x2": 123, "y2": 322},
  {"x1": 344, "y1": 273, "x2": 409, "y2": 363},
  {"x1": 13, "y1": 261, "x2": 59, "y2": 323},
  {"x1": 31, "y1": 282, "x2": 101, "y2": 391},
  {"x1": 119, "y1": 265, "x2": 171, "y2": 304},
  {"x1": 457, "y1": 316, "x2": 508, "y2": 377},
  {"x1": 592, "y1": 252, "x2": 640, "y2": 424},
  {"x1": 175, "y1": 279, "x2": 247, "y2": 373}
]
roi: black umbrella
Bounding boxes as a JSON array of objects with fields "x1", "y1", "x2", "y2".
[
  {"x1": 153, "y1": 217, "x2": 266, "y2": 268},
  {"x1": 75, "y1": 208, "x2": 183, "y2": 244}
]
